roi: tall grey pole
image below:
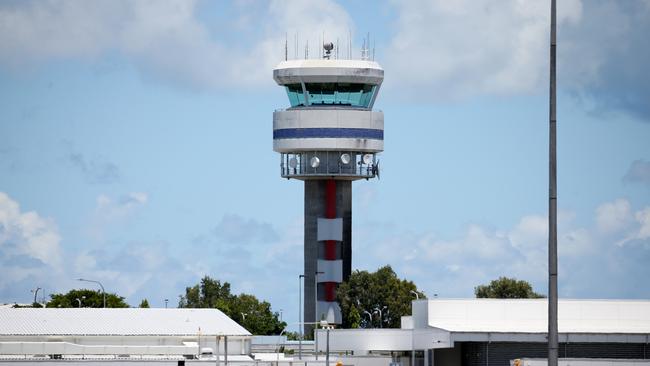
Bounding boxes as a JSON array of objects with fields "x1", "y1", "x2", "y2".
[
  {"x1": 548, "y1": 0, "x2": 558, "y2": 365},
  {"x1": 224, "y1": 336, "x2": 228, "y2": 365},
  {"x1": 326, "y1": 328, "x2": 330, "y2": 366},
  {"x1": 299, "y1": 276, "x2": 302, "y2": 360},
  {"x1": 314, "y1": 271, "x2": 324, "y2": 360}
]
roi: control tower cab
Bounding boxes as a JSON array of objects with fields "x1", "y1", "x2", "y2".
[
  {"x1": 272, "y1": 50, "x2": 384, "y2": 331},
  {"x1": 273, "y1": 59, "x2": 384, "y2": 179}
]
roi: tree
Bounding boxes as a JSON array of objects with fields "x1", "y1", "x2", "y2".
[
  {"x1": 46, "y1": 289, "x2": 129, "y2": 308},
  {"x1": 178, "y1": 276, "x2": 232, "y2": 309},
  {"x1": 474, "y1": 277, "x2": 545, "y2": 299},
  {"x1": 348, "y1": 306, "x2": 361, "y2": 329},
  {"x1": 337, "y1": 265, "x2": 425, "y2": 328},
  {"x1": 178, "y1": 275, "x2": 286, "y2": 335},
  {"x1": 139, "y1": 299, "x2": 150, "y2": 308}
]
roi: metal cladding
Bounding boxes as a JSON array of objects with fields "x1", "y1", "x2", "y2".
[{"x1": 272, "y1": 57, "x2": 384, "y2": 329}]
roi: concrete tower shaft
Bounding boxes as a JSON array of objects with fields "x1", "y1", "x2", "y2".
[{"x1": 272, "y1": 58, "x2": 384, "y2": 332}]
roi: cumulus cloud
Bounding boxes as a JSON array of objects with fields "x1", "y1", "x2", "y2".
[
  {"x1": 624, "y1": 160, "x2": 650, "y2": 185},
  {"x1": 0, "y1": 192, "x2": 63, "y2": 295},
  {"x1": 385, "y1": 0, "x2": 650, "y2": 120},
  {"x1": 355, "y1": 198, "x2": 650, "y2": 299},
  {"x1": 72, "y1": 241, "x2": 197, "y2": 305},
  {"x1": 85, "y1": 192, "x2": 148, "y2": 243},
  {"x1": 385, "y1": 0, "x2": 582, "y2": 99},
  {"x1": 0, "y1": 0, "x2": 353, "y2": 90},
  {"x1": 596, "y1": 198, "x2": 633, "y2": 233},
  {"x1": 95, "y1": 192, "x2": 148, "y2": 220}
]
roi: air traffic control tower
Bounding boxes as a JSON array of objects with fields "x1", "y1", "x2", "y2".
[{"x1": 272, "y1": 44, "x2": 384, "y2": 331}]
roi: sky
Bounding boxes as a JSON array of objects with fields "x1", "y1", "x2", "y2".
[{"x1": 1, "y1": 0, "x2": 649, "y2": 331}]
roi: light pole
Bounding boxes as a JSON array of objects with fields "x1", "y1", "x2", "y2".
[
  {"x1": 75, "y1": 296, "x2": 85, "y2": 308},
  {"x1": 410, "y1": 290, "x2": 419, "y2": 300},
  {"x1": 374, "y1": 306, "x2": 387, "y2": 328},
  {"x1": 31, "y1": 287, "x2": 42, "y2": 305},
  {"x1": 77, "y1": 278, "x2": 105, "y2": 308},
  {"x1": 314, "y1": 271, "x2": 324, "y2": 361},
  {"x1": 164, "y1": 299, "x2": 169, "y2": 308},
  {"x1": 548, "y1": 0, "x2": 559, "y2": 365},
  {"x1": 363, "y1": 310, "x2": 373, "y2": 328},
  {"x1": 298, "y1": 274, "x2": 305, "y2": 360}
]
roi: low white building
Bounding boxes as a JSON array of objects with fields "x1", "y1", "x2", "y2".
[
  {"x1": 316, "y1": 299, "x2": 650, "y2": 366},
  {"x1": 0, "y1": 308, "x2": 252, "y2": 360}
]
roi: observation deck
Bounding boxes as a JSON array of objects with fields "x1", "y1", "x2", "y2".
[{"x1": 273, "y1": 59, "x2": 384, "y2": 180}]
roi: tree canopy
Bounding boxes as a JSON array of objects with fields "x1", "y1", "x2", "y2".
[
  {"x1": 337, "y1": 265, "x2": 425, "y2": 328},
  {"x1": 474, "y1": 277, "x2": 545, "y2": 299},
  {"x1": 138, "y1": 299, "x2": 150, "y2": 308},
  {"x1": 46, "y1": 289, "x2": 129, "y2": 308},
  {"x1": 178, "y1": 275, "x2": 285, "y2": 335}
]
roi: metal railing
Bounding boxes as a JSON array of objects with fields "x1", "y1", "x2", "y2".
[{"x1": 280, "y1": 152, "x2": 377, "y2": 180}]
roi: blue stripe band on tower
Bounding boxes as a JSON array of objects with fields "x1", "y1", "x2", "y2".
[{"x1": 273, "y1": 128, "x2": 383, "y2": 140}]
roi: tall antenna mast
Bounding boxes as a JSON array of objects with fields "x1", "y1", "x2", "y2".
[
  {"x1": 548, "y1": 0, "x2": 558, "y2": 365},
  {"x1": 285, "y1": 33, "x2": 288, "y2": 61}
]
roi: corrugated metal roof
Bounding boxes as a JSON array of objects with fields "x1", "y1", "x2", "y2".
[
  {"x1": 421, "y1": 299, "x2": 650, "y2": 334},
  {"x1": 0, "y1": 308, "x2": 251, "y2": 336}
]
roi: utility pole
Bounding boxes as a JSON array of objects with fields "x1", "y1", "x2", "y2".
[
  {"x1": 298, "y1": 274, "x2": 305, "y2": 360},
  {"x1": 548, "y1": 0, "x2": 558, "y2": 365}
]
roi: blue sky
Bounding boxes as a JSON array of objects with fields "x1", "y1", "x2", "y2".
[{"x1": 1, "y1": 0, "x2": 649, "y2": 331}]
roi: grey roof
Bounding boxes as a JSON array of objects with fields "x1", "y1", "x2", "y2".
[{"x1": 0, "y1": 308, "x2": 251, "y2": 336}]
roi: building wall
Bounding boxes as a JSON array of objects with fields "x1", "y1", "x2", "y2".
[{"x1": 460, "y1": 342, "x2": 649, "y2": 366}]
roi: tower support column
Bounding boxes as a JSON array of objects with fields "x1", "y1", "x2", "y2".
[{"x1": 304, "y1": 179, "x2": 351, "y2": 335}]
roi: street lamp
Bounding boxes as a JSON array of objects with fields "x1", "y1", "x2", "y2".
[
  {"x1": 164, "y1": 299, "x2": 169, "y2": 308},
  {"x1": 77, "y1": 278, "x2": 105, "y2": 308},
  {"x1": 75, "y1": 296, "x2": 85, "y2": 308},
  {"x1": 298, "y1": 274, "x2": 305, "y2": 360},
  {"x1": 410, "y1": 290, "x2": 419, "y2": 300},
  {"x1": 374, "y1": 306, "x2": 387, "y2": 328},
  {"x1": 363, "y1": 310, "x2": 373, "y2": 328},
  {"x1": 314, "y1": 271, "x2": 324, "y2": 361},
  {"x1": 31, "y1": 287, "x2": 42, "y2": 305}
]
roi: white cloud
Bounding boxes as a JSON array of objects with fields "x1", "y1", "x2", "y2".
[
  {"x1": 95, "y1": 192, "x2": 147, "y2": 220},
  {"x1": 0, "y1": 0, "x2": 354, "y2": 90},
  {"x1": 385, "y1": 0, "x2": 582, "y2": 99},
  {"x1": 596, "y1": 198, "x2": 632, "y2": 233},
  {"x1": 0, "y1": 192, "x2": 63, "y2": 292},
  {"x1": 355, "y1": 198, "x2": 650, "y2": 299},
  {"x1": 0, "y1": 192, "x2": 62, "y2": 268},
  {"x1": 384, "y1": 0, "x2": 650, "y2": 119}
]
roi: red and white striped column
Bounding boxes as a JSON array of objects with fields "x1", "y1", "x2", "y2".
[{"x1": 315, "y1": 179, "x2": 343, "y2": 323}]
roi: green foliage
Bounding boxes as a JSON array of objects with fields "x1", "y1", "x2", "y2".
[
  {"x1": 139, "y1": 299, "x2": 150, "y2": 308},
  {"x1": 337, "y1": 265, "x2": 425, "y2": 328},
  {"x1": 178, "y1": 275, "x2": 286, "y2": 335},
  {"x1": 474, "y1": 277, "x2": 545, "y2": 299},
  {"x1": 348, "y1": 306, "x2": 361, "y2": 329},
  {"x1": 285, "y1": 331, "x2": 300, "y2": 341},
  {"x1": 46, "y1": 289, "x2": 129, "y2": 308}
]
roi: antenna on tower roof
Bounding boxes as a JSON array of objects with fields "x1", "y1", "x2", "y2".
[
  {"x1": 285, "y1": 33, "x2": 288, "y2": 61},
  {"x1": 336, "y1": 38, "x2": 339, "y2": 60}
]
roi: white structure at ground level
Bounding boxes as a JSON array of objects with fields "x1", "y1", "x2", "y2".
[
  {"x1": 316, "y1": 299, "x2": 650, "y2": 366},
  {"x1": 0, "y1": 308, "x2": 251, "y2": 360}
]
